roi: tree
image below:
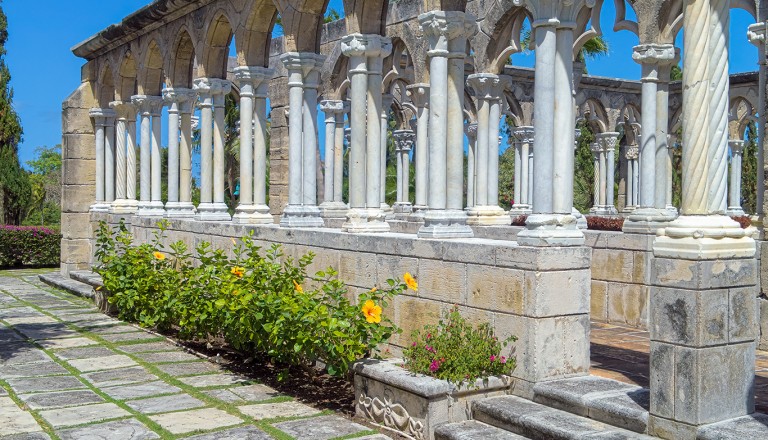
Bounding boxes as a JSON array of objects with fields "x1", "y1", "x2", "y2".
[
  {"x1": 0, "y1": 1, "x2": 27, "y2": 225},
  {"x1": 25, "y1": 145, "x2": 62, "y2": 226},
  {"x1": 520, "y1": 29, "x2": 609, "y2": 70},
  {"x1": 741, "y1": 121, "x2": 758, "y2": 214}
]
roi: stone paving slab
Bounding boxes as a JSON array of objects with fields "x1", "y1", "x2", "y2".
[
  {"x1": 116, "y1": 341, "x2": 177, "y2": 353},
  {"x1": 3, "y1": 316, "x2": 58, "y2": 326},
  {"x1": 54, "y1": 346, "x2": 116, "y2": 360},
  {"x1": 0, "y1": 344, "x2": 51, "y2": 365},
  {"x1": 56, "y1": 419, "x2": 160, "y2": 440},
  {"x1": 177, "y1": 373, "x2": 247, "y2": 388},
  {"x1": 125, "y1": 393, "x2": 206, "y2": 414},
  {"x1": 148, "y1": 408, "x2": 243, "y2": 435},
  {"x1": 38, "y1": 402, "x2": 131, "y2": 428},
  {"x1": 184, "y1": 426, "x2": 273, "y2": 440},
  {"x1": 204, "y1": 384, "x2": 282, "y2": 403},
  {"x1": 85, "y1": 324, "x2": 141, "y2": 335},
  {"x1": 67, "y1": 354, "x2": 138, "y2": 372},
  {"x1": 0, "y1": 397, "x2": 44, "y2": 436},
  {"x1": 99, "y1": 332, "x2": 163, "y2": 343},
  {"x1": 153, "y1": 361, "x2": 220, "y2": 377},
  {"x1": 36, "y1": 336, "x2": 99, "y2": 350},
  {"x1": 13, "y1": 325, "x2": 80, "y2": 341},
  {"x1": 18, "y1": 389, "x2": 105, "y2": 410},
  {"x1": 101, "y1": 380, "x2": 182, "y2": 400},
  {"x1": 239, "y1": 400, "x2": 321, "y2": 420},
  {"x1": 0, "y1": 432, "x2": 52, "y2": 439},
  {"x1": 81, "y1": 366, "x2": 159, "y2": 387},
  {"x1": 274, "y1": 415, "x2": 369, "y2": 440},
  {"x1": 133, "y1": 351, "x2": 202, "y2": 363},
  {"x1": 6, "y1": 376, "x2": 86, "y2": 394},
  {"x1": 0, "y1": 360, "x2": 69, "y2": 379}
]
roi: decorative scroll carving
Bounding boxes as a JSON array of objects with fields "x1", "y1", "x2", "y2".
[{"x1": 358, "y1": 392, "x2": 425, "y2": 440}]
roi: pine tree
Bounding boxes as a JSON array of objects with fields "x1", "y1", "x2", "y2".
[
  {"x1": 741, "y1": 122, "x2": 758, "y2": 215},
  {"x1": 0, "y1": 1, "x2": 28, "y2": 225}
]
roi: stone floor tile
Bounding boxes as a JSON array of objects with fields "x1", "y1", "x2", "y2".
[
  {"x1": 354, "y1": 436, "x2": 392, "y2": 439},
  {"x1": 0, "y1": 397, "x2": 43, "y2": 436},
  {"x1": 184, "y1": 426, "x2": 273, "y2": 440},
  {"x1": 148, "y1": 408, "x2": 243, "y2": 435},
  {"x1": 54, "y1": 346, "x2": 116, "y2": 360},
  {"x1": 116, "y1": 342, "x2": 177, "y2": 354},
  {"x1": 99, "y1": 332, "x2": 161, "y2": 343},
  {"x1": 15, "y1": 326, "x2": 80, "y2": 341},
  {"x1": 101, "y1": 381, "x2": 182, "y2": 400},
  {"x1": 239, "y1": 400, "x2": 320, "y2": 420},
  {"x1": 153, "y1": 361, "x2": 219, "y2": 377},
  {"x1": 0, "y1": 432, "x2": 52, "y2": 439},
  {"x1": 4, "y1": 316, "x2": 57, "y2": 325},
  {"x1": 125, "y1": 393, "x2": 206, "y2": 414},
  {"x1": 226, "y1": 384, "x2": 281, "y2": 402},
  {"x1": 38, "y1": 402, "x2": 131, "y2": 428},
  {"x1": 81, "y1": 367, "x2": 158, "y2": 387},
  {"x1": 56, "y1": 418, "x2": 160, "y2": 440},
  {"x1": 132, "y1": 351, "x2": 202, "y2": 363},
  {"x1": 85, "y1": 325, "x2": 140, "y2": 335},
  {"x1": 0, "y1": 360, "x2": 69, "y2": 379},
  {"x1": 274, "y1": 415, "x2": 369, "y2": 440},
  {"x1": 18, "y1": 389, "x2": 104, "y2": 410},
  {"x1": 0, "y1": 307, "x2": 41, "y2": 319},
  {"x1": 177, "y1": 373, "x2": 247, "y2": 388},
  {"x1": 7, "y1": 376, "x2": 86, "y2": 394},
  {"x1": 36, "y1": 337, "x2": 99, "y2": 350},
  {"x1": 0, "y1": 328, "x2": 22, "y2": 342},
  {"x1": 0, "y1": 344, "x2": 51, "y2": 365},
  {"x1": 67, "y1": 354, "x2": 138, "y2": 372},
  {"x1": 0, "y1": 387, "x2": 6, "y2": 396},
  {"x1": 203, "y1": 389, "x2": 245, "y2": 404}
]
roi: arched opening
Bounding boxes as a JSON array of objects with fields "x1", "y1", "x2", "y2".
[
  {"x1": 138, "y1": 39, "x2": 165, "y2": 96},
  {"x1": 170, "y1": 29, "x2": 196, "y2": 88}
]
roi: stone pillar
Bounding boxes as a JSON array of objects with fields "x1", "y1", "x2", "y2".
[
  {"x1": 193, "y1": 79, "x2": 230, "y2": 221},
  {"x1": 748, "y1": 23, "x2": 766, "y2": 220},
  {"x1": 465, "y1": 123, "x2": 477, "y2": 209},
  {"x1": 126, "y1": 109, "x2": 138, "y2": 208},
  {"x1": 589, "y1": 141, "x2": 603, "y2": 213},
  {"x1": 657, "y1": 51, "x2": 679, "y2": 218},
  {"x1": 131, "y1": 96, "x2": 164, "y2": 217},
  {"x1": 598, "y1": 132, "x2": 620, "y2": 215},
  {"x1": 623, "y1": 143, "x2": 640, "y2": 213},
  {"x1": 108, "y1": 102, "x2": 138, "y2": 214},
  {"x1": 573, "y1": 130, "x2": 588, "y2": 229},
  {"x1": 381, "y1": 94, "x2": 394, "y2": 214},
  {"x1": 279, "y1": 52, "x2": 326, "y2": 228},
  {"x1": 393, "y1": 129, "x2": 415, "y2": 214},
  {"x1": 233, "y1": 67, "x2": 273, "y2": 224},
  {"x1": 649, "y1": 1, "x2": 757, "y2": 437},
  {"x1": 341, "y1": 35, "x2": 391, "y2": 232},
  {"x1": 178, "y1": 94, "x2": 196, "y2": 216},
  {"x1": 88, "y1": 108, "x2": 113, "y2": 212},
  {"x1": 666, "y1": 138, "x2": 677, "y2": 213},
  {"x1": 406, "y1": 84, "x2": 429, "y2": 214},
  {"x1": 319, "y1": 99, "x2": 349, "y2": 219},
  {"x1": 509, "y1": 126, "x2": 534, "y2": 215},
  {"x1": 624, "y1": 44, "x2": 677, "y2": 232},
  {"x1": 727, "y1": 140, "x2": 746, "y2": 216},
  {"x1": 104, "y1": 115, "x2": 116, "y2": 204},
  {"x1": 467, "y1": 73, "x2": 507, "y2": 225},
  {"x1": 417, "y1": 11, "x2": 476, "y2": 238},
  {"x1": 162, "y1": 88, "x2": 197, "y2": 218}
]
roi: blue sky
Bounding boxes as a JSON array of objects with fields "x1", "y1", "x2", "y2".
[{"x1": 4, "y1": 1, "x2": 759, "y2": 166}]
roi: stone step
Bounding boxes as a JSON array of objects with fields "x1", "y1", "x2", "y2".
[
  {"x1": 697, "y1": 413, "x2": 768, "y2": 439},
  {"x1": 69, "y1": 270, "x2": 103, "y2": 289},
  {"x1": 38, "y1": 273, "x2": 94, "y2": 299},
  {"x1": 473, "y1": 395, "x2": 656, "y2": 440},
  {"x1": 532, "y1": 375, "x2": 649, "y2": 433},
  {"x1": 435, "y1": 420, "x2": 529, "y2": 440}
]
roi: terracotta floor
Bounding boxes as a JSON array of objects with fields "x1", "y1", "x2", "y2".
[{"x1": 590, "y1": 322, "x2": 768, "y2": 414}]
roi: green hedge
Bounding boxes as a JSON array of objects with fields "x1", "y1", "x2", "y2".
[{"x1": 0, "y1": 225, "x2": 61, "y2": 268}]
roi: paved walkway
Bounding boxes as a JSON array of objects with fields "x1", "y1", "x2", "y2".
[
  {"x1": 0, "y1": 270, "x2": 389, "y2": 440},
  {"x1": 590, "y1": 321, "x2": 768, "y2": 413}
]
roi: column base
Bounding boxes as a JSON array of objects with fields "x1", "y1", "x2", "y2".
[
  {"x1": 516, "y1": 214, "x2": 585, "y2": 247},
  {"x1": 589, "y1": 205, "x2": 619, "y2": 216},
  {"x1": 90, "y1": 202, "x2": 111, "y2": 213},
  {"x1": 417, "y1": 209, "x2": 474, "y2": 239},
  {"x1": 665, "y1": 205, "x2": 679, "y2": 216},
  {"x1": 622, "y1": 207, "x2": 677, "y2": 234},
  {"x1": 622, "y1": 206, "x2": 637, "y2": 215},
  {"x1": 137, "y1": 201, "x2": 165, "y2": 217},
  {"x1": 726, "y1": 207, "x2": 746, "y2": 217},
  {"x1": 232, "y1": 204, "x2": 272, "y2": 225},
  {"x1": 164, "y1": 202, "x2": 196, "y2": 219},
  {"x1": 466, "y1": 205, "x2": 510, "y2": 226},
  {"x1": 342, "y1": 208, "x2": 390, "y2": 233},
  {"x1": 319, "y1": 201, "x2": 349, "y2": 219},
  {"x1": 393, "y1": 202, "x2": 413, "y2": 214},
  {"x1": 279, "y1": 204, "x2": 324, "y2": 228},
  {"x1": 109, "y1": 199, "x2": 138, "y2": 215},
  {"x1": 195, "y1": 202, "x2": 231, "y2": 222},
  {"x1": 508, "y1": 204, "x2": 532, "y2": 216},
  {"x1": 653, "y1": 215, "x2": 755, "y2": 259},
  {"x1": 572, "y1": 208, "x2": 588, "y2": 230}
]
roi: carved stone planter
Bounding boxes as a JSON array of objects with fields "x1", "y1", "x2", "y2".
[{"x1": 352, "y1": 359, "x2": 513, "y2": 440}]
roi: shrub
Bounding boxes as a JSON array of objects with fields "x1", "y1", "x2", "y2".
[
  {"x1": 0, "y1": 225, "x2": 61, "y2": 268},
  {"x1": 586, "y1": 216, "x2": 624, "y2": 231},
  {"x1": 94, "y1": 220, "x2": 408, "y2": 378},
  {"x1": 403, "y1": 307, "x2": 516, "y2": 384},
  {"x1": 511, "y1": 215, "x2": 527, "y2": 227},
  {"x1": 731, "y1": 215, "x2": 752, "y2": 229}
]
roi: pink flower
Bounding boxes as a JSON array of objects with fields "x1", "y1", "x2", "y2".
[
  {"x1": 412, "y1": 342, "x2": 417, "y2": 347},
  {"x1": 429, "y1": 360, "x2": 440, "y2": 372},
  {"x1": 500, "y1": 356, "x2": 507, "y2": 364},
  {"x1": 490, "y1": 355, "x2": 496, "y2": 362},
  {"x1": 425, "y1": 345, "x2": 435, "y2": 353}
]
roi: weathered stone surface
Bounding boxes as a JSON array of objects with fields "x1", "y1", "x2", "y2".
[
  {"x1": 418, "y1": 259, "x2": 467, "y2": 303},
  {"x1": 649, "y1": 287, "x2": 728, "y2": 347},
  {"x1": 19, "y1": 389, "x2": 104, "y2": 410},
  {"x1": 0, "y1": 432, "x2": 51, "y2": 439},
  {"x1": 592, "y1": 249, "x2": 634, "y2": 283},
  {"x1": 154, "y1": 361, "x2": 219, "y2": 377},
  {"x1": 652, "y1": 257, "x2": 757, "y2": 290},
  {"x1": 273, "y1": 415, "x2": 369, "y2": 440},
  {"x1": 81, "y1": 366, "x2": 159, "y2": 387},
  {"x1": 591, "y1": 281, "x2": 609, "y2": 321},
  {"x1": 37, "y1": 337, "x2": 99, "y2": 350},
  {"x1": 466, "y1": 265, "x2": 524, "y2": 314},
  {"x1": 533, "y1": 376, "x2": 640, "y2": 417},
  {"x1": 0, "y1": 396, "x2": 43, "y2": 436},
  {"x1": 57, "y1": 418, "x2": 160, "y2": 440},
  {"x1": 38, "y1": 402, "x2": 131, "y2": 427},
  {"x1": 125, "y1": 393, "x2": 205, "y2": 414},
  {"x1": 435, "y1": 420, "x2": 527, "y2": 440},
  {"x1": 7, "y1": 376, "x2": 86, "y2": 394},
  {"x1": 132, "y1": 350, "x2": 201, "y2": 363},
  {"x1": 101, "y1": 381, "x2": 182, "y2": 400},
  {"x1": 67, "y1": 354, "x2": 138, "y2": 372},
  {"x1": 697, "y1": 413, "x2": 768, "y2": 439},
  {"x1": 99, "y1": 332, "x2": 161, "y2": 343},
  {"x1": 587, "y1": 389, "x2": 650, "y2": 433},
  {"x1": 238, "y1": 400, "x2": 320, "y2": 420},
  {"x1": 0, "y1": 344, "x2": 51, "y2": 366},
  {"x1": 177, "y1": 373, "x2": 247, "y2": 388},
  {"x1": 184, "y1": 426, "x2": 273, "y2": 440},
  {"x1": 205, "y1": 384, "x2": 281, "y2": 403},
  {"x1": 55, "y1": 346, "x2": 116, "y2": 360},
  {"x1": 116, "y1": 342, "x2": 177, "y2": 353},
  {"x1": 0, "y1": 360, "x2": 69, "y2": 379},
  {"x1": 148, "y1": 408, "x2": 243, "y2": 434}
]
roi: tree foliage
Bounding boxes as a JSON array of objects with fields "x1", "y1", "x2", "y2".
[
  {"x1": 24, "y1": 145, "x2": 62, "y2": 226},
  {"x1": 741, "y1": 122, "x2": 758, "y2": 215}
]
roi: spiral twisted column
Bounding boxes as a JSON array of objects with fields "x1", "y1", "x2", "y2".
[
  {"x1": 162, "y1": 88, "x2": 197, "y2": 218},
  {"x1": 131, "y1": 96, "x2": 164, "y2": 217},
  {"x1": 108, "y1": 102, "x2": 139, "y2": 214},
  {"x1": 465, "y1": 123, "x2": 477, "y2": 209},
  {"x1": 589, "y1": 142, "x2": 602, "y2": 212}
]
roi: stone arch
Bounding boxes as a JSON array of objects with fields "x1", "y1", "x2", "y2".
[
  {"x1": 97, "y1": 63, "x2": 116, "y2": 107},
  {"x1": 502, "y1": 89, "x2": 525, "y2": 128},
  {"x1": 237, "y1": 0, "x2": 278, "y2": 67},
  {"x1": 168, "y1": 27, "x2": 198, "y2": 88},
  {"x1": 661, "y1": 0, "x2": 756, "y2": 43},
  {"x1": 273, "y1": 0, "x2": 330, "y2": 53},
  {"x1": 384, "y1": 38, "x2": 416, "y2": 86},
  {"x1": 474, "y1": 5, "x2": 528, "y2": 74},
  {"x1": 580, "y1": 99, "x2": 609, "y2": 134},
  {"x1": 200, "y1": 10, "x2": 235, "y2": 79},
  {"x1": 342, "y1": 0, "x2": 388, "y2": 35},
  {"x1": 116, "y1": 51, "x2": 138, "y2": 102},
  {"x1": 138, "y1": 39, "x2": 165, "y2": 96},
  {"x1": 322, "y1": 50, "x2": 349, "y2": 100},
  {"x1": 729, "y1": 96, "x2": 757, "y2": 140}
]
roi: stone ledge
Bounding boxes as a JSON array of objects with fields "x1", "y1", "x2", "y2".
[
  {"x1": 435, "y1": 420, "x2": 527, "y2": 440},
  {"x1": 696, "y1": 413, "x2": 768, "y2": 439},
  {"x1": 39, "y1": 273, "x2": 94, "y2": 299}
]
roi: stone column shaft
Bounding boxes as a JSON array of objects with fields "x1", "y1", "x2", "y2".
[
  {"x1": 131, "y1": 96, "x2": 164, "y2": 216},
  {"x1": 466, "y1": 124, "x2": 477, "y2": 208},
  {"x1": 510, "y1": 126, "x2": 534, "y2": 215},
  {"x1": 162, "y1": 88, "x2": 196, "y2": 218},
  {"x1": 333, "y1": 110, "x2": 346, "y2": 203},
  {"x1": 393, "y1": 129, "x2": 415, "y2": 214},
  {"x1": 109, "y1": 102, "x2": 138, "y2": 214},
  {"x1": 113, "y1": 110, "x2": 127, "y2": 201},
  {"x1": 88, "y1": 108, "x2": 113, "y2": 212},
  {"x1": 407, "y1": 84, "x2": 430, "y2": 212},
  {"x1": 127, "y1": 119, "x2": 137, "y2": 202},
  {"x1": 104, "y1": 118, "x2": 116, "y2": 203},
  {"x1": 193, "y1": 78, "x2": 231, "y2": 221},
  {"x1": 319, "y1": 99, "x2": 348, "y2": 219},
  {"x1": 748, "y1": 23, "x2": 766, "y2": 218},
  {"x1": 381, "y1": 94, "x2": 393, "y2": 213},
  {"x1": 599, "y1": 132, "x2": 620, "y2": 215},
  {"x1": 727, "y1": 140, "x2": 746, "y2": 216}
]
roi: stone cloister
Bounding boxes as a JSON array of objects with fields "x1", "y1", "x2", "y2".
[{"x1": 63, "y1": 0, "x2": 768, "y2": 438}]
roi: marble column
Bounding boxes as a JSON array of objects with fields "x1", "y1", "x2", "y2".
[
  {"x1": 727, "y1": 140, "x2": 746, "y2": 216},
  {"x1": 104, "y1": 115, "x2": 116, "y2": 205},
  {"x1": 334, "y1": 105, "x2": 348, "y2": 205},
  {"x1": 418, "y1": 11, "x2": 476, "y2": 238},
  {"x1": 280, "y1": 52, "x2": 326, "y2": 228},
  {"x1": 465, "y1": 123, "x2": 477, "y2": 209},
  {"x1": 393, "y1": 129, "x2": 415, "y2": 214},
  {"x1": 406, "y1": 84, "x2": 429, "y2": 215},
  {"x1": 509, "y1": 126, "x2": 534, "y2": 215},
  {"x1": 623, "y1": 44, "x2": 677, "y2": 233},
  {"x1": 162, "y1": 88, "x2": 197, "y2": 218},
  {"x1": 88, "y1": 108, "x2": 114, "y2": 212},
  {"x1": 380, "y1": 94, "x2": 394, "y2": 214},
  {"x1": 748, "y1": 23, "x2": 766, "y2": 220},
  {"x1": 466, "y1": 73, "x2": 508, "y2": 225},
  {"x1": 108, "y1": 102, "x2": 138, "y2": 214},
  {"x1": 589, "y1": 141, "x2": 603, "y2": 213},
  {"x1": 666, "y1": 135, "x2": 677, "y2": 213},
  {"x1": 233, "y1": 67, "x2": 274, "y2": 224},
  {"x1": 573, "y1": 129, "x2": 588, "y2": 229},
  {"x1": 131, "y1": 96, "x2": 164, "y2": 217},
  {"x1": 319, "y1": 99, "x2": 349, "y2": 219},
  {"x1": 597, "y1": 132, "x2": 620, "y2": 215},
  {"x1": 193, "y1": 78, "x2": 231, "y2": 221},
  {"x1": 656, "y1": 51, "x2": 679, "y2": 218},
  {"x1": 622, "y1": 142, "x2": 640, "y2": 213},
  {"x1": 650, "y1": 2, "x2": 757, "y2": 437}
]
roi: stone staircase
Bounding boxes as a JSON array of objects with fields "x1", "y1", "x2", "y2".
[{"x1": 38, "y1": 270, "x2": 99, "y2": 298}]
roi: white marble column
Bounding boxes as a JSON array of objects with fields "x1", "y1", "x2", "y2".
[
  {"x1": 380, "y1": 94, "x2": 394, "y2": 214},
  {"x1": 624, "y1": 44, "x2": 677, "y2": 232},
  {"x1": 393, "y1": 129, "x2": 415, "y2": 214},
  {"x1": 590, "y1": 141, "x2": 602, "y2": 213},
  {"x1": 108, "y1": 102, "x2": 139, "y2": 214},
  {"x1": 748, "y1": 23, "x2": 766, "y2": 220},
  {"x1": 319, "y1": 99, "x2": 348, "y2": 219},
  {"x1": 104, "y1": 115, "x2": 116, "y2": 205},
  {"x1": 666, "y1": 135, "x2": 677, "y2": 213},
  {"x1": 340, "y1": 34, "x2": 391, "y2": 232},
  {"x1": 509, "y1": 126, "x2": 534, "y2": 215},
  {"x1": 126, "y1": 109, "x2": 138, "y2": 208},
  {"x1": 334, "y1": 105, "x2": 347, "y2": 205},
  {"x1": 727, "y1": 140, "x2": 746, "y2": 216},
  {"x1": 131, "y1": 96, "x2": 164, "y2": 217},
  {"x1": 406, "y1": 84, "x2": 429, "y2": 215},
  {"x1": 88, "y1": 108, "x2": 114, "y2": 212},
  {"x1": 232, "y1": 67, "x2": 273, "y2": 224},
  {"x1": 573, "y1": 129, "x2": 588, "y2": 229},
  {"x1": 149, "y1": 101, "x2": 164, "y2": 215},
  {"x1": 465, "y1": 123, "x2": 477, "y2": 208},
  {"x1": 466, "y1": 73, "x2": 507, "y2": 225},
  {"x1": 280, "y1": 52, "x2": 326, "y2": 228},
  {"x1": 162, "y1": 88, "x2": 197, "y2": 218},
  {"x1": 418, "y1": 11, "x2": 476, "y2": 238},
  {"x1": 598, "y1": 132, "x2": 620, "y2": 215}
]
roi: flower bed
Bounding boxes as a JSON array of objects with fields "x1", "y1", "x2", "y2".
[{"x1": 0, "y1": 225, "x2": 61, "y2": 268}]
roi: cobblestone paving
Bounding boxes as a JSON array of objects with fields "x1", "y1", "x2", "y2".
[
  {"x1": 590, "y1": 321, "x2": 768, "y2": 413},
  {"x1": 0, "y1": 270, "x2": 390, "y2": 440}
]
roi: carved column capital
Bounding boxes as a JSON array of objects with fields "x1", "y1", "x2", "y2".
[
  {"x1": 406, "y1": 83, "x2": 430, "y2": 109},
  {"x1": 233, "y1": 66, "x2": 274, "y2": 97},
  {"x1": 512, "y1": 126, "x2": 535, "y2": 145},
  {"x1": 108, "y1": 101, "x2": 136, "y2": 121},
  {"x1": 89, "y1": 107, "x2": 117, "y2": 126},
  {"x1": 393, "y1": 129, "x2": 416, "y2": 153},
  {"x1": 467, "y1": 73, "x2": 503, "y2": 101},
  {"x1": 162, "y1": 87, "x2": 197, "y2": 113},
  {"x1": 729, "y1": 139, "x2": 745, "y2": 155},
  {"x1": 418, "y1": 11, "x2": 477, "y2": 57},
  {"x1": 596, "y1": 131, "x2": 620, "y2": 151},
  {"x1": 130, "y1": 95, "x2": 163, "y2": 116},
  {"x1": 464, "y1": 123, "x2": 478, "y2": 140}
]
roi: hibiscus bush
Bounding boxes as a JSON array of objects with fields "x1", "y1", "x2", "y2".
[
  {"x1": 0, "y1": 225, "x2": 61, "y2": 268},
  {"x1": 95, "y1": 220, "x2": 408, "y2": 378},
  {"x1": 403, "y1": 306, "x2": 516, "y2": 384}
]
